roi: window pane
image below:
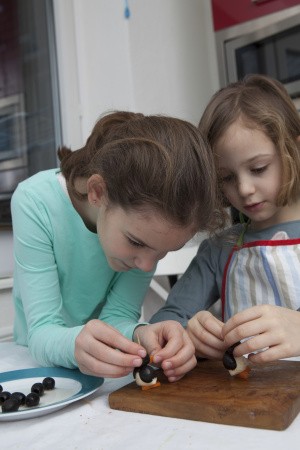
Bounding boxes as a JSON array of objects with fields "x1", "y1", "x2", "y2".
[{"x1": 0, "y1": 0, "x2": 61, "y2": 225}]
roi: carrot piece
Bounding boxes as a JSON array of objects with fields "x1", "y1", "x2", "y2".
[
  {"x1": 149, "y1": 355, "x2": 154, "y2": 364},
  {"x1": 236, "y1": 365, "x2": 251, "y2": 380},
  {"x1": 141, "y1": 381, "x2": 161, "y2": 391}
]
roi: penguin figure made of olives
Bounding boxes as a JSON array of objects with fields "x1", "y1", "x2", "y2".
[
  {"x1": 133, "y1": 355, "x2": 161, "y2": 390},
  {"x1": 222, "y1": 342, "x2": 251, "y2": 379}
]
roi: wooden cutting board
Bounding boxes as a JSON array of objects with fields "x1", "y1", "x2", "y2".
[{"x1": 109, "y1": 359, "x2": 300, "y2": 430}]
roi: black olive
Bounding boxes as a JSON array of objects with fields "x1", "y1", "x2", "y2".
[
  {"x1": 133, "y1": 354, "x2": 152, "y2": 379},
  {"x1": 2, "y1": 397, "x2": 20, "y2": 413},
  {"x1": 0, "y1": 391, "x2": 11, "y2": 404},
  {"x1": 138, "y1": 365, "x2": 155, "y2": 383},
  {"x1": 25, "y1": 392, "x2": 40, "y2": 407},
  {"x1": 141, "y1": 355, "x2": 150, "y2": 366},
  {"x1": 223, "y1": 351, "x2": 237, "y2": 370},
  {"x1": 42, "y1": 377, "x2": 55, "y2": 390},
  {"x1": 0, "y1": 385, "x2": 3, "y2": 393},
  {"x1": 226, "y1": 341, "x2": 241, "y2": 355},
  {"x1": 31, "y1": 382, "x2": 44, "y2": 396},
  {"x1": 11, "y1": 392, "x2": 26, "y2": 406}
]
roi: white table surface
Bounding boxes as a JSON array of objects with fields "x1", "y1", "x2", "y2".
[{"x1": 1, "y1": 342, "x2": 299, "y2": 450}]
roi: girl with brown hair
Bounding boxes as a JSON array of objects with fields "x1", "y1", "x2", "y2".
[
  {"x1": 11, "y1": 110, "x2": 221, "y2": 381},
  {"x1": 151, "y1": 75, "x2": 300, "y2": 366}
]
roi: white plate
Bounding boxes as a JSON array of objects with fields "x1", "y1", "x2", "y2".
[{"x1": 0, "y1": 367, "x2": 104, "y2": 421}]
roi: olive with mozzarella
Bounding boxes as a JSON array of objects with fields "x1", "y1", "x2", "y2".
[
  {"x1": 133, "y1": 355, "x2": 160, "y2": 389},
  {"x1": 134, "y1": 365, "x2": 158, "y2": 387},
  {"x1": 223, "y1": 342, "x2": 251, "y2": 379}
]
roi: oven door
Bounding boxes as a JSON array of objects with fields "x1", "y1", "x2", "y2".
[{"x1": 225, "y1": 14, "x2": 300, "y2": 98}]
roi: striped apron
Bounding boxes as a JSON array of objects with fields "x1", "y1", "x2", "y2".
[{"x1": 221, "y1": 229, "x2": 300, "y2": 321}]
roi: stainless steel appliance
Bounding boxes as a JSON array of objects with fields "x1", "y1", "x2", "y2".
[{"x1": 214, "y1": 4, "x2": 300, "y2": 108}]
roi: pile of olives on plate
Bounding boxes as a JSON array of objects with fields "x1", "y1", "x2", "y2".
[{"x1": 0, "y1": 377, "x2": 55, "y2": 413}]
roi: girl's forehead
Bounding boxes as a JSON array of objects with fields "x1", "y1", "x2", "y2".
[
  {"x1": 129, "y1": 207, "x2": 196, "y2": 233},
  {"x1": 217, "y1": 116, "x2": 259, "y2": 141},
  {"x1": 215, "y1": 124, "x2": 277, "y2": 168},
  {"x1": 124, "y1": 210, "x2": 196, "y2": 251}
]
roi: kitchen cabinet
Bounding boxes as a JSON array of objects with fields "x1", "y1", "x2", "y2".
[{"x1": 211, "y1": 0, "x2": 300, "y2": 31}]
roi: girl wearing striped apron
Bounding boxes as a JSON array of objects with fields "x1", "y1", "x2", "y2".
[{"x1": 222, "y1": 227, "x2": 300, "y2": 322}]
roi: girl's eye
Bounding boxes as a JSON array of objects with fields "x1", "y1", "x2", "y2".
[
  {"x1": 251, "y1": 166, "x2": 267, "y2": 174},
  {"x1": 220, "y1": 174, "x2": 234, "y2": 183},
  {"x1": 127, "y1": 237, "x2": 144, "y2": 248}
]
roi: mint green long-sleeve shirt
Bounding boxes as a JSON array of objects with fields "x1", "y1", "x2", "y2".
[{"x1": 11, "y1": 169, "x2": 152, "y2": 368}]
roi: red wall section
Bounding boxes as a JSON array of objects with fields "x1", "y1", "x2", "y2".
[{"x1": 212, "y1": 0, "x2": 300, "y2": 31}]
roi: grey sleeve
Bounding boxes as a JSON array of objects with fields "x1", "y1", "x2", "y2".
[{"x1": 149, "y1": 238, "x2": 221, "y2": 327}]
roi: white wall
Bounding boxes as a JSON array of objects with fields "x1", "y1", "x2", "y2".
[
  {"x1": 0, "y1": 1, "x2": 220, "y2": 273},
  {"x1": 128, "y1": 0, "x2": 219, "y2": 124},
  {"x1": 53, "y1": 0, "x2": 220, "y2": 145},
  {"x1": 0, "y1": 0, "x2": 220, "y2": 335}
]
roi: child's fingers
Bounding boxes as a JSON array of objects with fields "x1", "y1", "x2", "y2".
[
  {"x1": 163, "y1": 355, "x2": 197, "y2": 382},
  {"x1": 195, "y1": 342, "x2": 225, "y2": 360},
  {"x1": 160, "y1": 333, "x2": 196, "y2": 369},
  {"x1": 203, "y1": 315, "x2": 224, "y2": 340},
  {"x1": 75, "y1": 349, "x2": 134, "y2": 378},
  {"x1": 222, "y1": 306, "x2": 266, "y2": 342},
  {"x1": 152, "y1": 333, "x2": 194, "y2": 364}
]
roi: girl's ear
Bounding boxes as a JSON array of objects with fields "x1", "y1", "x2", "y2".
[{"x1": 87, "y1": 174, "x2": 107, "y2": 207}]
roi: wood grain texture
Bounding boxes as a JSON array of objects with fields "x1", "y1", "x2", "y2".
[{"x1": 109, "y1": 360, "x2": 300, "y2": 430}]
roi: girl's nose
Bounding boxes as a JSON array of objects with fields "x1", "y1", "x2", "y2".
[
  {"x1": 134, "y1": 256, "x2": 157, "y2": 272},
  {"x1": 237, "y1": 177, "x2": 255, "y2": 197}
]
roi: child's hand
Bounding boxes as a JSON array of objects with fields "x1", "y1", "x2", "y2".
[
  {"x1": 133, "y1": 321, "x2": 197, "y2": 383},
  {"x1": 222, "y1": 305, "x2": 300, "y2": 363},
  {"x1": 186, "y1": 311, "x2": 227, "y2": 360},
  {"x1": 75, "y1": 319, "x2": 147, "y2": 378}
]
